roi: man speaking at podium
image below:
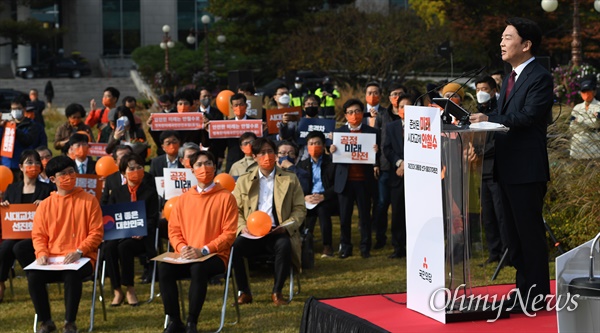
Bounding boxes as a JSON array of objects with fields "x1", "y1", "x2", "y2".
[{"x1": 469, "y1": 17, "x2": 553, "y2": 313}]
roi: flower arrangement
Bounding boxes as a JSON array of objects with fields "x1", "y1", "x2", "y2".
[{"x1": 552, "y1": 63, "x2": 598, "y2": 106}]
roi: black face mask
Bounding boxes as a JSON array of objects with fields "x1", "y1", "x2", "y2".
[{"x1": 305, "y1": 106, "x2": 319, "y2": 117}]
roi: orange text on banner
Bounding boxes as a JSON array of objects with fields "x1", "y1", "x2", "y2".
[
  {"x1": 150, "y1": 112, "x2": 204, "y2": 131},
  {"x1": 265, "y1": 107, "x2": 301, "y2": 134},
  {"x1": 1, "y1": 203, "x2": 37, "y2": 239},
  {"x1": 1, "y1": 122, "x2": 17, "y2": 158},
  {"x1": 88, "y1": 143, "x2": 109, "y2": 157},
  {"x1": 75, "y1": 174, "x2": 104, "y2": 202},
  {"x1": 208, "y1": 120, "x2": 263, "y2": 139}
]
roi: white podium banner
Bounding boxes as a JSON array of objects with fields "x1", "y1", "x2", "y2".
[{"x1": 404, "y1": 106, "x2": 446, "y2": 323}]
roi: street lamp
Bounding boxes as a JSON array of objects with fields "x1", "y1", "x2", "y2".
[
  {"x1": 186, "y1": 15, "x2": 226, "y2": 76},
  {"x1": 541, "y1": 0, "x2": 600, "y2": 67},
  {"x1": 159, "y1": 24, "x2": 175, "y2": 72}
]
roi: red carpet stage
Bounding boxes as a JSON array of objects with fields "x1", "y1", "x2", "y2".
[{"x1": 300, "y1": 282, "x2": 558, "y2": 332}]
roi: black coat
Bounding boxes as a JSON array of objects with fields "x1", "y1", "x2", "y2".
[
  {"x1": 383, "y1": 119, "x2": 404, "y2": 188},
  {"x1": 3, "y1": 180, "x2": 53, "y2": 203},
  {"x1": 297, "y1": 153, "x2": 336, "y2": 201}
]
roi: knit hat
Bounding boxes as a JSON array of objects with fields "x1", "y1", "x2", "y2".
[{"x1": 441, "y1": 82, "x2": 465, "y2": 100}]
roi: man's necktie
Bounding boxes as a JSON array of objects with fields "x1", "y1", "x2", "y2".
[
  {"x1": 505, "y1": 70, "x2": 516, "y2": 99},
  {"x1": 79, "y1": 164, "x2": 85, "y2": 174}
]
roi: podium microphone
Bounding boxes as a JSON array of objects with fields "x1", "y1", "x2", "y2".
[{"x1": 413, "y1": 66, "x2": 487, "y2": 106}]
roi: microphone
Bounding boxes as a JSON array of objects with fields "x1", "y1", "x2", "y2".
[{"x1": 414, "y1": 66, "x2": 487, "y2": 106}]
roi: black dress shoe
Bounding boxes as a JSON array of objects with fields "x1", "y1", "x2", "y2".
[
  {"x1": 185, "y1": 322, "x2": 198, "y2": 333},
  {"x1": 373, "y1": 241, "x2": 386, "y2": 250},
  {"x1": 388, "y1": 252, "x2": 405, "y2": 259},
  {"x1": 339, "y1": 250, "x2": 352, "y2": 259},
  {"x1": 361, "y1": 252, "x2": 371, "y2": 259},
  {"x1": 38, "y1": 320, "x2": 57, "y2": 333},
  {"x1": 164, "y1": 321, "x2": 185, "y2": 333}
]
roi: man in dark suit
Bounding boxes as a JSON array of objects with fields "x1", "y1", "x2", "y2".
[
  {"x1": 197, "y1": 87, "x2": 226, "y2": 166},
  {"x1": 469, "y1": 17, "x2": 553, "y2": 312},
  {"x1": 330, "y1": 99, "x2": 380, "y2": 259},
  {"x1": 68, "y1": 133, "x2": 96, "y2": 175},
  {"x1": 149, "y1": 131, "x2": 184, "y2": 178},
  {"x1": 224, "y1": 93, "x2": 258, "y2": 173}
]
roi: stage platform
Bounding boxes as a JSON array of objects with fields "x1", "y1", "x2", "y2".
[{"x1": 300, "y1": 283, "x2": 558, "y2": 333}]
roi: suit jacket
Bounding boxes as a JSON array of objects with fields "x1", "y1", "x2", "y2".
[
  {"x1": 3, "y1": 180, "x2": 53, "y2": 203},
  {"x1": 297, "y1": 154, "x2": 336, "y2": 201},
  {"x1": 225, "y1": 116, "x2": 257, "y2": 173},
  {"x1": 487, "y1": 59, "x2": 553, "y2": 184},
  {"x1": 149, "y1": 154, "x2": 184, "y2": 178},
  {"x1": 85, "y1": 157, "x2": 96, "y2": 175},
  {"x1": 383, "y1": 119, "x2": 404, "y2": 188},
  {"x1": 233, "y1": 166, "x2": 307, "y2": 271},
  {"x1": 333, "y1": 124, "x2": 380, "y2": 194},
  {"x1": 100, "y1": 171, "x2": 155, "y2": 205}
]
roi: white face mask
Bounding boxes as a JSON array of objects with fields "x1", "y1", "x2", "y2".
[
  {"x1": 476, "y1": 91, "x2": 491, "y2": 104},
  {"x1": 278, "y1": 94, "x2": 291, "y2": 105},
  {"x1": 294, "y1": 83, "x2": 302, "y2": 90},
  {"x1": 11, "y1": 109, "x2": 24, "y2": 120}
]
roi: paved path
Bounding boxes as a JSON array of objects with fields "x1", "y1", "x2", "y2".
[{"x1": 0, "y1": 77, "x2": 140, "y2": 114}]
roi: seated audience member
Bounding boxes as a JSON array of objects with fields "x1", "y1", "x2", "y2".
[
  {"x1": 0, "y1": 96, "x2": 43, "y2": 179},
  {"x1": 149, "y1": 131, "x2": 184, "y2": 178},
  {"x1": 0, "y1": 150, "x2": 53, "y2": 302},
  {"x1": 223, "y1": 93, "x2": 257, "y2": 173},
  {"x1": 106, "y1": 106, "x2": 147, "y2": 156},
  {"x1": 68, "y1": 133, "x2": 96, "y2": 175},
  {"x1": 35, "y1": 146, "x2": 53, "y2": 184},
  {"x1": 228, "y1": 132, "x2": 258, "y2": 178},
  {"x1": 276, "y1": 140, "x2": 310, "y2": 194},
  {"x1": 297, "y1": 131, "x2": 336, "y2": 257},
  {"x1": 105, "y1": 153, "x2": 158, "y2": 307},
  {"x1": 160, "y1": 151, "x2": 237, "y2": 333},
  {"x1": 178, "y1": 142, "x2": 201, "y2": 169},
  {"x1": 100, "y1": 145, "x2": 134, "y2": 205},
  {"x1": 27, "y1": 156, "x2": 103, "y2": 333},
  {"x1": 232, "y1": 138, "x2": 306, "y2": 306},
  {"x1": 54, "y1": 103, "x2": 94, "y2": 151}
]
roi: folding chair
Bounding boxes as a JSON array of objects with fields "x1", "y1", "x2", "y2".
[
  {"x1": 33, "y1": 247, "x2": 106, "y2": 333},
  {"x1": 163, "y1": 246, "x2": 240, "y2": 333}
]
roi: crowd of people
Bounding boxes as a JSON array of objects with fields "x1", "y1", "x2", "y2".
[{"x1": 0, "y1": 16, "x2": 570, "y2": 332}]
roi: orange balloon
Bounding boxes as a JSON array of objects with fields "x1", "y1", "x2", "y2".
[
  {"x1": 247, "y1": 211, "x2": 272, "y2": 237},
  {"x1": 0, "y1": 165, "x2": 14, "y2": 192},
  {"x1": 216, "y1": 90, "x2": 235, "y2": 116},
  {"x1": 95, "y1": 156, "x2": 119, "y2": 177},
  {"x1": 214, "y1": 173, "x2": 236, "y2": 192},
  {"x1": 163, "y1": 196, "x2": 179, "y2": 221}
]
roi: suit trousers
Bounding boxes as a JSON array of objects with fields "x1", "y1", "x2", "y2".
[
  {"x1": 13, "y1": 238, "x2": 35, "y2": 270},
  {"x1": 305, "y1": 200, "x2": 334, "y2": 247},
  {"x1": 104, "y1": 238, "x2": 146, "y2": 290},
  {"x1": 373, "y1": 170, "x2": 391, "y2": 244},
  {"x1": 159, "y1": 256, "x2": 224, "y2": 324},
  {"x1": 390, "y1": 182, "x2": 407, "y2": 255},
  {"x1": 481, "y1": 179, "x2": 507, "y2": 259},
  {"x1": 27, "y1": 261, "x2": 93, "y2": 323},
  {"x1": 232, "y1": 232, "x2": 292, "y2": 294},
  {"x1": 338, "y1": 180, "x2": 372, "y2": 254},
  {"x1": 499, "y1": 181, "x2": 550, "y2": 304},
  {"x1": 0, "y1": 239, "x2": 20, "y2": 281}
]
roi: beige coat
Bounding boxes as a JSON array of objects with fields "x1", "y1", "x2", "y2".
[
  {"x1": 233, "y1": 166, "x2": 306, "y2": 271},
  {"x1": 570, "y1": 99, "x2": 600, "y2": 159}
]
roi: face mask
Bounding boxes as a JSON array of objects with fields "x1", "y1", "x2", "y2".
[
  {"x1": 177, "y1": 104, "x2": 191, "y2": 113},
  {"x1": 346, "y1": 112, "x2": 363, "y2": 127},
  {"x1": 194, "y1": 165, "x2": 215, "y2": 184},
  {"x1": 450, "y1": 97, "x2": 461, "y2": 105},
  {"x1": 41, "y1": 158, "x2": 50, "y2": 170},
  {"x1": 57, "y1": 173, "x2": 76, "y2": 191},
  {"x1": 69, "y1": 118, "x2": 81, "y2": 127},
  {"x1": 102, "y1": 97, "x2": 112, "y2": 108},
  {"x1": 29, "y1": 94, "x2": 37, "y2": 101},
  {"x1": 164, "y1": 143, "x2": 180, "y2": 156},
  {"x1": 11, "y1": 109, "x2": 24, "y2": 120},
  {"x1": 233, "y1": 105, "x2": 247, "y2": 118},
  {"x1": 278, "y1": 156, "x2": 294, "y2": 166},
  {"x1": 390, "y1": 96, "x2": 400, "y2": 108},
  {"x1": 278, "y1": 94, "x2": 290, "y2": 105},
  {"x1": 25, "y1": 165, "x2": 41, "y2": 179},
  {"x1": 25, "y1": 111, "x2": 35, "y2": 119},
  {"x1": 581, "y1": 91, "x2": 595, "y2": 103},
  {"x1": 258, "y1": 153, "x2": 276, "y2": 171},
  {"x1": 75, "y1": 146, "x2": 89, "y2": 159},
  {"x1": 308, "y1": 145, "x2": 323, "y2": 158},
  {"x1": 305, "y1": 106, "x2": 319, "y2": 117},
  {"x1": 476, "y1": 91, "x2": 491, "y2": 104},
  {"x1": 126, "y1": 169, "x2": 145, "y2": 186},
  {"x1": 294, "y1": 83, "x2": 302, "y2": 90},
  {"x1": 200, "y1": 98, "x2": 211, "y2": 107},
  {"x1": 366, "y1": 95, "x2": 380, "y2": 106},
  {"x1": 241, "y1": 145, "x2": 253, "y2": 156}
]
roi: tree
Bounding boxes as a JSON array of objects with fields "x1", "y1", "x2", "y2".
[{"x1": 0, "y1": 18, "x2": 64, "y2": 47}]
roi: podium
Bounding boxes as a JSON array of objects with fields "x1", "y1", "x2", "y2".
[{"x1": 404, "y1": 105, "x2": 509, "y2": 323}]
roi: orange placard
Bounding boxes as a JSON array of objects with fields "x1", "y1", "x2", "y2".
[
  {"x1": 265, "y1": 107, "x2": 301, "y2": 134},
  {"x1": 1, "y1": 203, "x2": 37, "y2": 239},
  {"x1": 150, "y1": 113, "x2": 204, "y2": 131},
  {"x1": 208, "y1": 120, "x2": 263, "y2": 139},
  {"x1": 75, "y1": 174, "x2": 104, "y2": 202},
  {"x1": 1, "y1": 122, "x2": 17, "y2": 158},
  {"x1": 88, "y1": 143, "x2": 109, "y2": 157}
]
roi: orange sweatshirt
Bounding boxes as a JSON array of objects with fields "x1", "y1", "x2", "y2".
[
  {"x1": 169, "y1": 184, "x2": 238, "y2": 266},
  {"x1": 32, "y1": 187, "x2": 104, "y2": 268}
]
